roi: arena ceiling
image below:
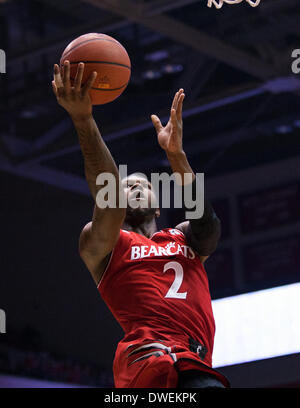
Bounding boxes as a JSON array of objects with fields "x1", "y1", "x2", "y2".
[{"x1": 1, "y1": 0, "x2": 300, "y2": 194}]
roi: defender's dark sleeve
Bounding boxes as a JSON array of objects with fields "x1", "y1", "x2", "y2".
[{"x1": 183, "y1": 177, "x2": 221, "y2": 256}]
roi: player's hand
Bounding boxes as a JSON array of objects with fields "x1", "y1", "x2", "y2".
[
  {"x1": 151, "y1": 88, "x2": 185, "y2": 155},
  {"x1": 52, "y1": 61, "x2": 97, "y2": 121}
]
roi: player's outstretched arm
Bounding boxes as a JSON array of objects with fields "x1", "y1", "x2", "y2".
[
  {"x1": 52, "y1": 61, "x2": 126, "y2": 284},
  {"x1": 151, "y1": 89, "x2": 221, "y2": 263}
]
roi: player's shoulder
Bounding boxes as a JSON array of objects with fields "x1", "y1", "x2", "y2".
[
  {"x1": 151, "y1": 227, "x2": 186, "y2": 240},
  {"x1": 118, "y1": 228, "x2": 135, "y2": 242},
  {"x1": 120, "y1": 228, "x2": 131, "y2": 235},
  {"x1": 168, "y1": 227, "x2": 186, "y2": 237},
  {"x1": 119, "y1": 228, "x2": 145, "y2": 243},
  {"x1": 120, "y1": 227, "x2": 186, "y2": 242},
  {"x1": 164, "y1": 227, "x2": 186, "y2": 237}
]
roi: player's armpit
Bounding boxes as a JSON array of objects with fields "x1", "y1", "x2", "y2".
[{"x1": 79, "y1": 205, "x2": 126, "y2": 284}]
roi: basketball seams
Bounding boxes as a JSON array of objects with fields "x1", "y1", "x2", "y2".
[
  {"x1": 61, "y1": 37, "x2": 128, "y2": 63},
  {"x1": 69, "y1": 73, "x2": 129, "y2": 92},
  {"x1": 69, "y1": 60, "x2": 131, "y2": 70}
]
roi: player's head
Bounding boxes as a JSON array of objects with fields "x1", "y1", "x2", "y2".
[{"x1": 121, "y1": 173, "x2": 160, "y2": 224}]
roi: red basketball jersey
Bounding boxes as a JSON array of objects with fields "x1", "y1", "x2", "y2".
[{"x1": 98, "y1": 228, "x2": 229, "y2": 388}]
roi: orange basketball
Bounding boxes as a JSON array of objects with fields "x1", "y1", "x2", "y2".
[{"x1": 60, "y1": 33, "x2": 131, "y2": 105}]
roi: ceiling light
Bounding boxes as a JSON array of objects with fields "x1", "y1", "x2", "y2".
[
  {"x1": 161, "y1": 64, "x2": 183, "y2": 74},
  {"x1": 275, "y1": 125, "x2": 293, "y2": 134},
  {"x1": 144, "y1": 50, "x2": 169, "y2": 62},
  {"x1": 142, "y1": 70, "x2": 162, "y2": 80}
]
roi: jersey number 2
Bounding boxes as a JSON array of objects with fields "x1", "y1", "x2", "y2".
[{"x1": 163, "y1": 261, "x2": 187, "y2": 299}]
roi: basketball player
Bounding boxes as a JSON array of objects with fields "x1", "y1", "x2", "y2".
[{"x1": 52, "y1": 61, "x2": 230, "y2": 388}]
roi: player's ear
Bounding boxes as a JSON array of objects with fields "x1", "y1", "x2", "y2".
[{"x1": 155, "y1": 208, "x2": 160, "y2": 218}]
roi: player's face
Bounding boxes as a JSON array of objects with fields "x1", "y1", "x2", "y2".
[
  {"x1": 122, "y1": 175, "x2": 157, "y2": 210},
  {"x1": 121, "y1": 175, "x2": 160, "y2": 224}
]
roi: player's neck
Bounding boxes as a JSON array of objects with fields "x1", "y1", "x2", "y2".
[{"x1": 122, "y1": 218, "x2": 158, "y2": 239}]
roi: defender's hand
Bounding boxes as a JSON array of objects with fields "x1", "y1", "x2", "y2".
[
  {"x1": 151, "y1": 88, "x2": 185, "y2": 155},
  {"x1": 52, "y1": 61, "x2": 97, "y2": 121}
]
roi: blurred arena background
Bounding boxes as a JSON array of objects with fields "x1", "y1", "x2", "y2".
[{"x1": 0, "y1": 0, "x2": 300, "y2": 388}]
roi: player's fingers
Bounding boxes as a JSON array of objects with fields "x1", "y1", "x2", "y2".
[
  {"x1": 62, "y1": 60, "x2": 71, "y2": 93},
  {"x1": 170, "y1": 108, "x2": 177, "y2": 124},
  {"x1": 51, "y1": 80, "x2": 58, "y2": 98},
  {"x1": 53, "y1": 64, "x2": 64, "y2": 97},
  {"x1": 53, "y1": 64, "x2": 63, "y2": 89},
  {"x1": 151, "y1": 114, "x2": 163, "y2": 133},
  {"x1": 174, "y1": 88, "x2": 184, "y2": 111},
  {"x1": 74, "y1": 62, "x2": 84, "y2": 92},
  {"x1": 171, "y1": 91, "x2": 179, "y2": 112},
  {"x1": 177, "y1": 93, "x2": 185, "y2": 120},
  {"x1": 82, "y1": 71, "x2": 97, "y2": 96},
  {"x1": 171, "y1": 88, "x2": 184, "y2": 112}
]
